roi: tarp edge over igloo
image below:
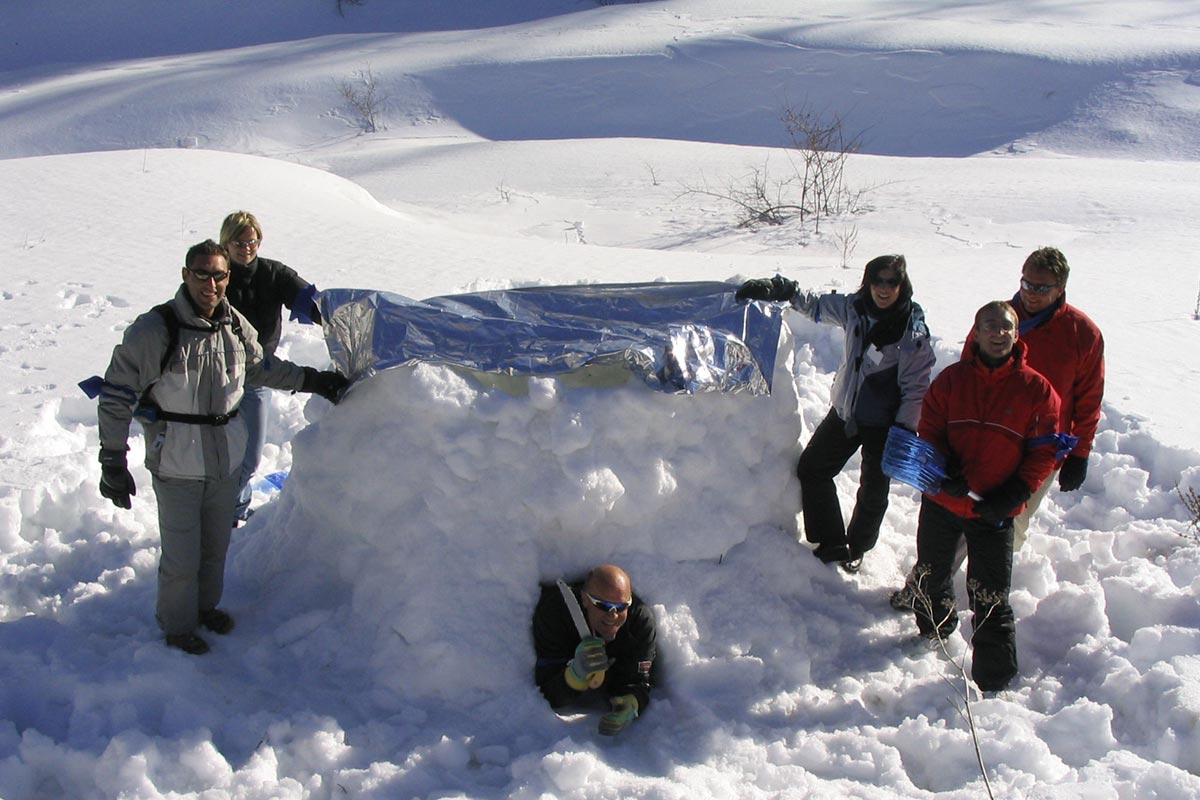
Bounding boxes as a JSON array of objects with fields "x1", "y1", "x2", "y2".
[{"x1": 318, "y1": 281, "x2": 784, "y2": 396}]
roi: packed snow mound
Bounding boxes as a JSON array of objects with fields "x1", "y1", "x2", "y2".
[{"x1": 233, "y1": 334, "x2": 803, "y2": 701}]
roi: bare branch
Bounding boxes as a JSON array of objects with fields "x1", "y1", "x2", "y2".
[
  {"x1": 1176, "y1": 483, "x2": 1200, "y2": 542},
  {"x1": 336, "y1": 64, "x2": 386, "y2": 133},
  {"x1": 835, "y1": 223, "x2": 858, "y2": 268},
  {"x1": 678, "y1": 99, "x2": 869, "y2": 234},
  {"x1": 909, "y1": 568, "x2": 997, "y2": 800}
]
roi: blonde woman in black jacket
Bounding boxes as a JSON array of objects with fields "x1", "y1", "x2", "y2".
[{"x1": 219, "y1": 211, "x2": 324, "y2": 525}]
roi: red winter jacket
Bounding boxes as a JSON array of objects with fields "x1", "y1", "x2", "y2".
[
  {"x1": 922, "y1": 340, "x2": 1061, "y2": 519},
  {"x1": 961, "y1": 295, "x2": 1104, "y2": 457}
]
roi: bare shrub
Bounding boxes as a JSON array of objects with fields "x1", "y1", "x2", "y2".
[
  {"x1": 337, "y1": 64, "x2": 386, "y2": 133},
  {"x1": 1177, "y1": 483, "x2": 1200, "y2": 542},
  {"x1": 679, "y1": 100, "x2": 867, "y2": 234},
  {"x1": 835, "y1": 223, "x2": 858, "y2": 268},
  {"x1": 780, "y1": 102, "x2": 863, "y2": 230},
  {"x1": 680, "y1": 158, "x2": 804, "y2": 228}
]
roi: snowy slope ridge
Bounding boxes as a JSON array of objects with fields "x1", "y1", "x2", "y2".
[
  {"x1": 3, "y1": 2, "x2": 1200, "y2": 160},
  {"x1": 1, "y1": 1, "x2": 1200, "y2": 798}
]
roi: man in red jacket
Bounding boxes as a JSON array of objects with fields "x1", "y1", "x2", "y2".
[
  {"x1": 1006, "y1": 247, "x2": 1105, "y2": 547},
  {"x1": 910, "y1": 301, "x2": 1060, "y2": 692}
]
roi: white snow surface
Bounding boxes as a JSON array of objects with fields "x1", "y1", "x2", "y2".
[{"x1": 1, "y1": 1, "x2": 1199, "y2": 798}]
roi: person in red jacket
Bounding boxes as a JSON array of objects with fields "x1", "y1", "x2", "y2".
[
  {"x1": 910, "y1": 301, "x2": 1060, "y2": 692},
  {"x1": 1005, "y1": 246, "x2": 1105, "y2": 545},
  {"x1": 891, "y1": 247, "x2": 1104, "y2": 610}
]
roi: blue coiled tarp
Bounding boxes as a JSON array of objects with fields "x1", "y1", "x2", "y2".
[{"x1": 318, "y1": 281, "x2": 785, "y2": 395}]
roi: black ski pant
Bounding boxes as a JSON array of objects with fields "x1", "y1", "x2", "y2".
[
  {"x1": 797, "y1": 409, "x2": 890, "y2": 556},
  {"x1": 913, "y1": 497, "x2": 1018, "y2": 692}
]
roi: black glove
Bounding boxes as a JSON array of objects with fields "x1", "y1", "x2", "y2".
[
  {"x1": 735, "y1": 276, "x2": 798, "y2": 303},
  {"x1": 98, "y1": 447, "x2": 136, "y2": 510},
  {"x1": 940, "y1": 476, "x2": 972, "y2": 499},
  {"x1": 1058, "y1": 454, "x2": 1088, "y2": 492},
  {"x1": 971, "y1": 476, "x2": 1032, "y2": 525},
  {"x1": 301, "y1": 368, "x2": 349, "y2": 404}
]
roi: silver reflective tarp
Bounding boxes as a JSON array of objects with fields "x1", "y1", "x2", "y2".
[{"x1": 318, "y1": 281, "x2": 784, "y2": 395}]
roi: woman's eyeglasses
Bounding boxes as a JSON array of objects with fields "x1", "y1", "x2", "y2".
[{"x1": 582, "y1": 591, "x2": 630, "y2": 614}]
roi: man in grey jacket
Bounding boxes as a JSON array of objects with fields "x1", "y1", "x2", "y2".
[{"x1": 96, "y1": 240, "x2": 347, "y2": 654}]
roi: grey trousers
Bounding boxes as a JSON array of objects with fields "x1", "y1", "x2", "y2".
[{"x1": 152, "y1": 471, "x2": 238, "y2": 635}]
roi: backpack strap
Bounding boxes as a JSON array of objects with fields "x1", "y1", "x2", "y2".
[
  {"x1": 150, "y1": 302, "x2": 250, "y2": 372},
  {"x1": 228, "y1": 309, "x2": 254, "y2": 359},
  {"x1": 136, "y1": 303, "x2": 249, "y2": 424},
  {"x1": 150, "y1": 303, "x2": 180, "y2": 373}
]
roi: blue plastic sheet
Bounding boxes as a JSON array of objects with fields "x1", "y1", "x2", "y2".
[
  {"x1": 317, "y1": 282, "x2": 785, "y2": 395},
  {"x1": 882, "y1": 426, "x2": 951, "y2": 494},
  {"x1": 257, "y1": 471, "x2": 289, "y2": 492}
]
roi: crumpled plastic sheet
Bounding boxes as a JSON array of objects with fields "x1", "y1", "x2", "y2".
[{"x1": 318, "y1": 281, "x2": 785, "y2": 395}]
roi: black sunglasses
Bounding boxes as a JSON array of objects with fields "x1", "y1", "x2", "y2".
[
  {"x1": 871, "y1": 277, "x2": 901, "y2": 288},
  {"x1": 186, "y1": 267, "x2": 230, "y2": 283}
]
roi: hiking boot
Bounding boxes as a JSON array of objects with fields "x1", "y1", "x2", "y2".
[
  {"x1": 166, "y1": 632, "x2": 210, "y2": 655},
  {"x1": 889, "y1": 585, "x2": 916, "y2": 611},
  {"x1": 839, "y1": 555, "x2": 863, "y2": 574},
  {"x1": 199, "y1": 609, "x2": 235, "y2": 635},
  {"x1": 813, "y1": 543, "x2": 851, "y2": 564}
]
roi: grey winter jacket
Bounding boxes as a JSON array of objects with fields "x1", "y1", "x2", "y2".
[
  {"x1": 98, "y1": 286, "x2": 308, "y2": 480},
  {"x1": 791, "y1": 289, "x2": 935, "y2": 431}
]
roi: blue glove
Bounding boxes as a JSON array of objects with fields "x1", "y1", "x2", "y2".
[
  {"x1": 599, "y1": 695, "x2": 639, "y2": 736},
  {"x1": 289, "y1": 284, "x2": 322, "y2": 325}
]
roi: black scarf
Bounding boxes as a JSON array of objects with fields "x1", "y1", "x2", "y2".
[{"x1": 856, "y1": 295, "x2": 912, "y2": 349}]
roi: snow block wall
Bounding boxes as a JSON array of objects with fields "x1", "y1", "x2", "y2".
[{"x1": 233, "y1": 327, "x2": 803, "y2": 703}]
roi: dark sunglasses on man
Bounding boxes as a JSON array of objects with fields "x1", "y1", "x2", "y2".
[
  {"x1": 582, "y1": 591, "x2": 630, "y2": 614},
  {"x1": 186, "y1": 267, "x2": 230, "y2": 283},
  {"x1": 1020, "y1": 278, "x2": 1060, "y2": 295}
]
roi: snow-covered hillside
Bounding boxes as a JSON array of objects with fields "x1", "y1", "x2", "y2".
[{"x1": 1, "y1": 2, "x2": 1198, "y2": 798}]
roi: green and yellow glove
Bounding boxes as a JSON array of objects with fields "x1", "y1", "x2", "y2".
[
  {"x1": 565, "y1": 636, "x2": 609, "y2": 691},
  {"x1": 599, "y1": 694, "x2": 639, "y2": 736}
]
